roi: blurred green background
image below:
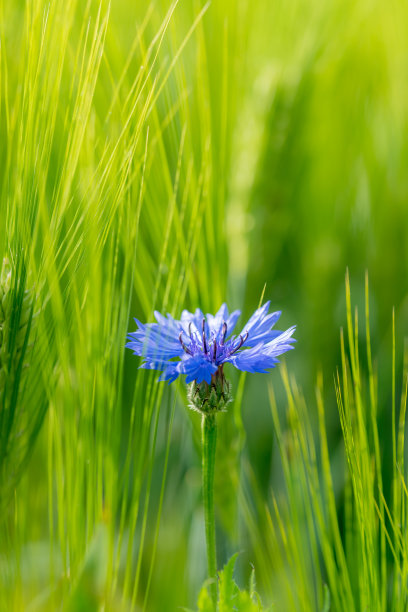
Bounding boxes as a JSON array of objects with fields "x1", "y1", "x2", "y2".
[{"x1": 1, "y1": 0, "x2": 408, "y2": 609}]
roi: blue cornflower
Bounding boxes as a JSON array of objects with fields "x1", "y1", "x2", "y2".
[{"x1": 126, "y1": 302, "x2": 296, "y2": 387}]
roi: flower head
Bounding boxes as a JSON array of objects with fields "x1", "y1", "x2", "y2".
[{"x1": 126, "y1": 302, "x2": 296, "y2": 387}]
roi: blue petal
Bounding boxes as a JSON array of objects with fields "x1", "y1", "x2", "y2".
[
  {"x1": 262, "y1": 326, "x2": 296, "y2": 356},
  {"x1": 139, "y1": 359, "x2": 181, "y2": 384},
  {"x1": 127, "y1": 317, "x2": 184, "y2": 361},
  {"x1": 243, "y1": 301, "x2": 271, "y2": 329},
  {"x1": 153, "y1": 311, "x2": 180, "y2": 334},
  {"x1": 227, "y1": 344, "x2": 279, "y2": 373},
  {"x1": 178, "y1": 354, "x2": 217, "y2": 384},
  {"x1": 139, "y1": 358, "x2": 172, "y2": 370},
  {"x1": 180, "y1": 307, "x2": 207, "y2": 337},
  {"x1": 228, "y1": 326, "x2": 296, "y2": 373},
  {"x1": 206, "y1": 303, "x2": 229, "y2": 337},
  {"x1": 224, "y1": 309, "x2": 241, "y2": 338},
  {"x1": 205, "y1": 304, "x2": 242, "y2": 341},
  {"x1": 237, "y1": 303, "x2": 285, "y2": 345},
  {"x1": 158, "y1": 363, "x2": 181, "y2": 383}
]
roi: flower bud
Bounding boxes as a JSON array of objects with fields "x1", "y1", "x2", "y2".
[{"x1": 187, "y1": 367, "x2": 232, "y2": 415}]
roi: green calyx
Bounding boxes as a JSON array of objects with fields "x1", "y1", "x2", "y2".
[{"x1": 187, "y1": 368, "x2": 232, "y2": 415}]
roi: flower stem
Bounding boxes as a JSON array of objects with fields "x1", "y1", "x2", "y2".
[{"x1": 202, "y1": 412, "x2": 217, "y2": 606}]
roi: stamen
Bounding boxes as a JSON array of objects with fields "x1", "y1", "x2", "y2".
[
  {"x1": 213, "y1": 339, "x2": 217, "y2": 361},
  {"x1": 230, "y1": 331, "x2": 249, "y2": 356},
  {"x1": 188, "y1": 322, "x2": 193, "y2": 338},
  {"x1": 202, "y1": 318, "x2": 208, "y2": 354},
  {"x1": 179, "y1": 331, "x2": 193, "y2": 355},
  {"x1": 220, "y1": 322, "x2": 227, "y2": 346}
]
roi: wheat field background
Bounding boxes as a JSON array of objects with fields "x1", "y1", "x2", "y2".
[{"x1": 1, "y1": 1, "x2": 408, "y2": 610}]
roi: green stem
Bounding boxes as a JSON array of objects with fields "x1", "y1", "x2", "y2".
[{"x1": 202, "y1": 412, "x2": 217, "y2": 606}]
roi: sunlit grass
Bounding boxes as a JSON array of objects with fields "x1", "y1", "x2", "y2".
[
  {"x1": 242, "y1": 273, "x2": 408, "y2": 611},
  {"x1": 0, "y1": 0, "x2": 225, "y2": 608},
  {"x1": 2, "y1": 0, "x2": 408, "y2": 610}
]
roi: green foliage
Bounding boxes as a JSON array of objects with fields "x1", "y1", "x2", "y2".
[
  {"x1": 190, "y1": 554, "x2": 270, "y2": 612},
  {"x1": 243, "y1": 274, "x2": 408, "y2": 611},
  {"x1": 66, "y1": 525, "x2": 109, "y2": 612},
  {"x1": 0, "y1": 0, "x2": 226, "y2": 607},
  {"x1": 1, "y1": 0, "x2": 408, "y2": 610},
  {"x1": 0, "y1": 255, "x2": 43, "y2": 508}
]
